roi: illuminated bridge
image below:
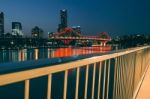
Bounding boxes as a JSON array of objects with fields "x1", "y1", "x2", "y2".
[
  {"x1": 0, "y1": 46, "x2": 150, "y2": 99},
  {"x1": 49, "y1": 27, "x2": 111, "y2": 46}
]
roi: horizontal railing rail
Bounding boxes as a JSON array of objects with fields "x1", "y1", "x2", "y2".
[{"x1": 0, "y1": 46, "x2": 150, "y2": 99}]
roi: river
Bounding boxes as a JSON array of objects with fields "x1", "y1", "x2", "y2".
[
  {"x1": 0, "y1": 46, "x2": 114, "y2": 99},
  {"x1": 0, "y1": 46, "x2": 111, "y2": 63}
]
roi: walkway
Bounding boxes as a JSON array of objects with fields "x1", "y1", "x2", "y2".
[{"x1": 136, "y1": 62, "x2": 150, "y2": 99}]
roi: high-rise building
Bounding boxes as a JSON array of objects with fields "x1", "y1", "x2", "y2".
[
  {"x1": 31, "y1": 26, "x2": 43, "y2": 38},
  {"x1": 12, "y1": 22, "x2": 23, "y2": 36},
  {"x1": 0, "y1": 12, "x2": 4, "y2": 36},
  {"x1": 58, "y1": 9, "x2": 68, "y2": 32}
]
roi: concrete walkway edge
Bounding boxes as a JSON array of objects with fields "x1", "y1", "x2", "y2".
[{"x1": 134, "y1": 61, "x2": 150, "y2": 99}]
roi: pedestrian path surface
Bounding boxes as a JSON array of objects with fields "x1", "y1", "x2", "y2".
[{"x1": 136, "y1": 63, "x2": 150, "y2": 99}]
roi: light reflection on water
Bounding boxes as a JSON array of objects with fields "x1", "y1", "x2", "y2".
[
  {"x1": 0, "y1": 46, "x2": 111, "y2": 63},
  {"x1": 0, "y1": 46, "x2": 113, "y2": 99}
]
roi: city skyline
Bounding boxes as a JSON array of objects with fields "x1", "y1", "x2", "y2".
[{"x1": 0, "y1": 0, "x2": 150, "y2": 37}]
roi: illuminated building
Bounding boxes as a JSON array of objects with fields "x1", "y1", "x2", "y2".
[
  {"x1": 72, "y1": 26, "x2": 81, "y2": 34},
  {"x1": 0, "y1": 12, "x2": 4, "y2": 36},
  {"x1": 58, "y1": 9, "x2": 68, "y2": 32},
  {"x1": 31, "y1": 26, "x2": 43, "y2": 38},
  {"x1": 12, "y1": 22, "x2": 23, "y2": 36}
]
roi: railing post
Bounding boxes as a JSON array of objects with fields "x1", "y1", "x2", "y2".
[
  {"x1": 97, "y1": 62, "x2": 102, "y2": 99},
  {"x1": 24, "y1": 80, "x2": 30, "y2": 99},
  {"x1": 122, "y1": 55, "x2": 126, "y2": 99},
  {"x1": 91, "y1": 63, "x2": 96, "y2": 99},
  {"x1": 115, "y1": 57, "x2": 119, "y2": 99},
  {"x1": 102, "y1": 60, "x2": 107, "y2": 99},
  {"x1": 106, "y1": 59, "x2": 110, "y2": 99},
  {"x1": 47, "y1": 74, "x2": 52, "y2": 99},
  {"x1": 118, "y1": 56, "x2": 121, "y2": 99},
  {"x1": 75, "y1": 67, "x2": 80, "y2": 99},
  {"x1": 84, "y1": 65, "x2": 89, "y2": 99},
  {"x1": 113, "y1": 57, "x2": 117, "y2": 99},
  {"x1": 127, "y1": 54, "x2": 131, "y2": 99},
  {"x1": 63, "y1": 70, "x2": 68, "y2": 99},
  {"x1": 120, "y1": 56, "x2": 124, "y2": 99},
  {"x1": 132, "y1": 52, "x2": 136, "y2": 98}
]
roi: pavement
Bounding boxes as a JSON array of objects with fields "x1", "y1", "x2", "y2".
[{"x1": 136, "y1": 63, "x2": 150, "y2": 99}]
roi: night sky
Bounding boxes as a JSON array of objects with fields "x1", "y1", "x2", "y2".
[{"x1": 0, "y1": 0, "x2": 150, "y2": 37}]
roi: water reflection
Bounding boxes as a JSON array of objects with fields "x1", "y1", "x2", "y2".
[{"x1": 0, "y1": 46, "x2": 111, "y2": 63}]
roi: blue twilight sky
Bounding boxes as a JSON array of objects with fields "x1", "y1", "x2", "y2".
[{"x1": 0, "y1": 0, "x2": 150, "y2": 37}]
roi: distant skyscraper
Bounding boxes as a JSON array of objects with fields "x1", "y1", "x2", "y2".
[
  {"x1": 58, "y1": 9, "x2": 68, "y2": 32},
  {"x1": 0, "y1": 12, "x2": 4, "y2": 36},
  {"x1": 12, "y1": 22, "x2": 23, "y2": 36}
]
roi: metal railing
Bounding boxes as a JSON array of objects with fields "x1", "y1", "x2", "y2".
[{"x1": 0, "y1": 46, "x2": 150, "y2": 99}]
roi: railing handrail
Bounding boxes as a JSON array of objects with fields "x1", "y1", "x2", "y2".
[{"x1": 0, "y1": 46, "x2": 149, "y2": 86}]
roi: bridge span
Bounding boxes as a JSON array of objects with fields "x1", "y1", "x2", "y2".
[
  {"x1": 49, "y1": 27, "x2": 111, "y2": 46},
  {"x1": 0, "y1": 46, "x2": 150, "y2": 99}
]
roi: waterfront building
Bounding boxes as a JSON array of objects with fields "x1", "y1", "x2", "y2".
[
  {"x1": 12, "y1": 22, "x2": 23, "y2": 36},
  {"x1": 31, "y1": 26, "x2": 43, "y2": 38},
  {"x1": 0, "y1": 12, "x2": 4, "y2": 36},
  {"x1": 58, "y1": 9, "x2": 68, "y2": 32}
]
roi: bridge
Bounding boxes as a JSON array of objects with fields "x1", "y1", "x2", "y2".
[
  {"x1": 49, "y1": 27, "x2": 111, "y2": 46},
  {"x1": 0, "y1": 46, "x2": 150, "y2": 99}
]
